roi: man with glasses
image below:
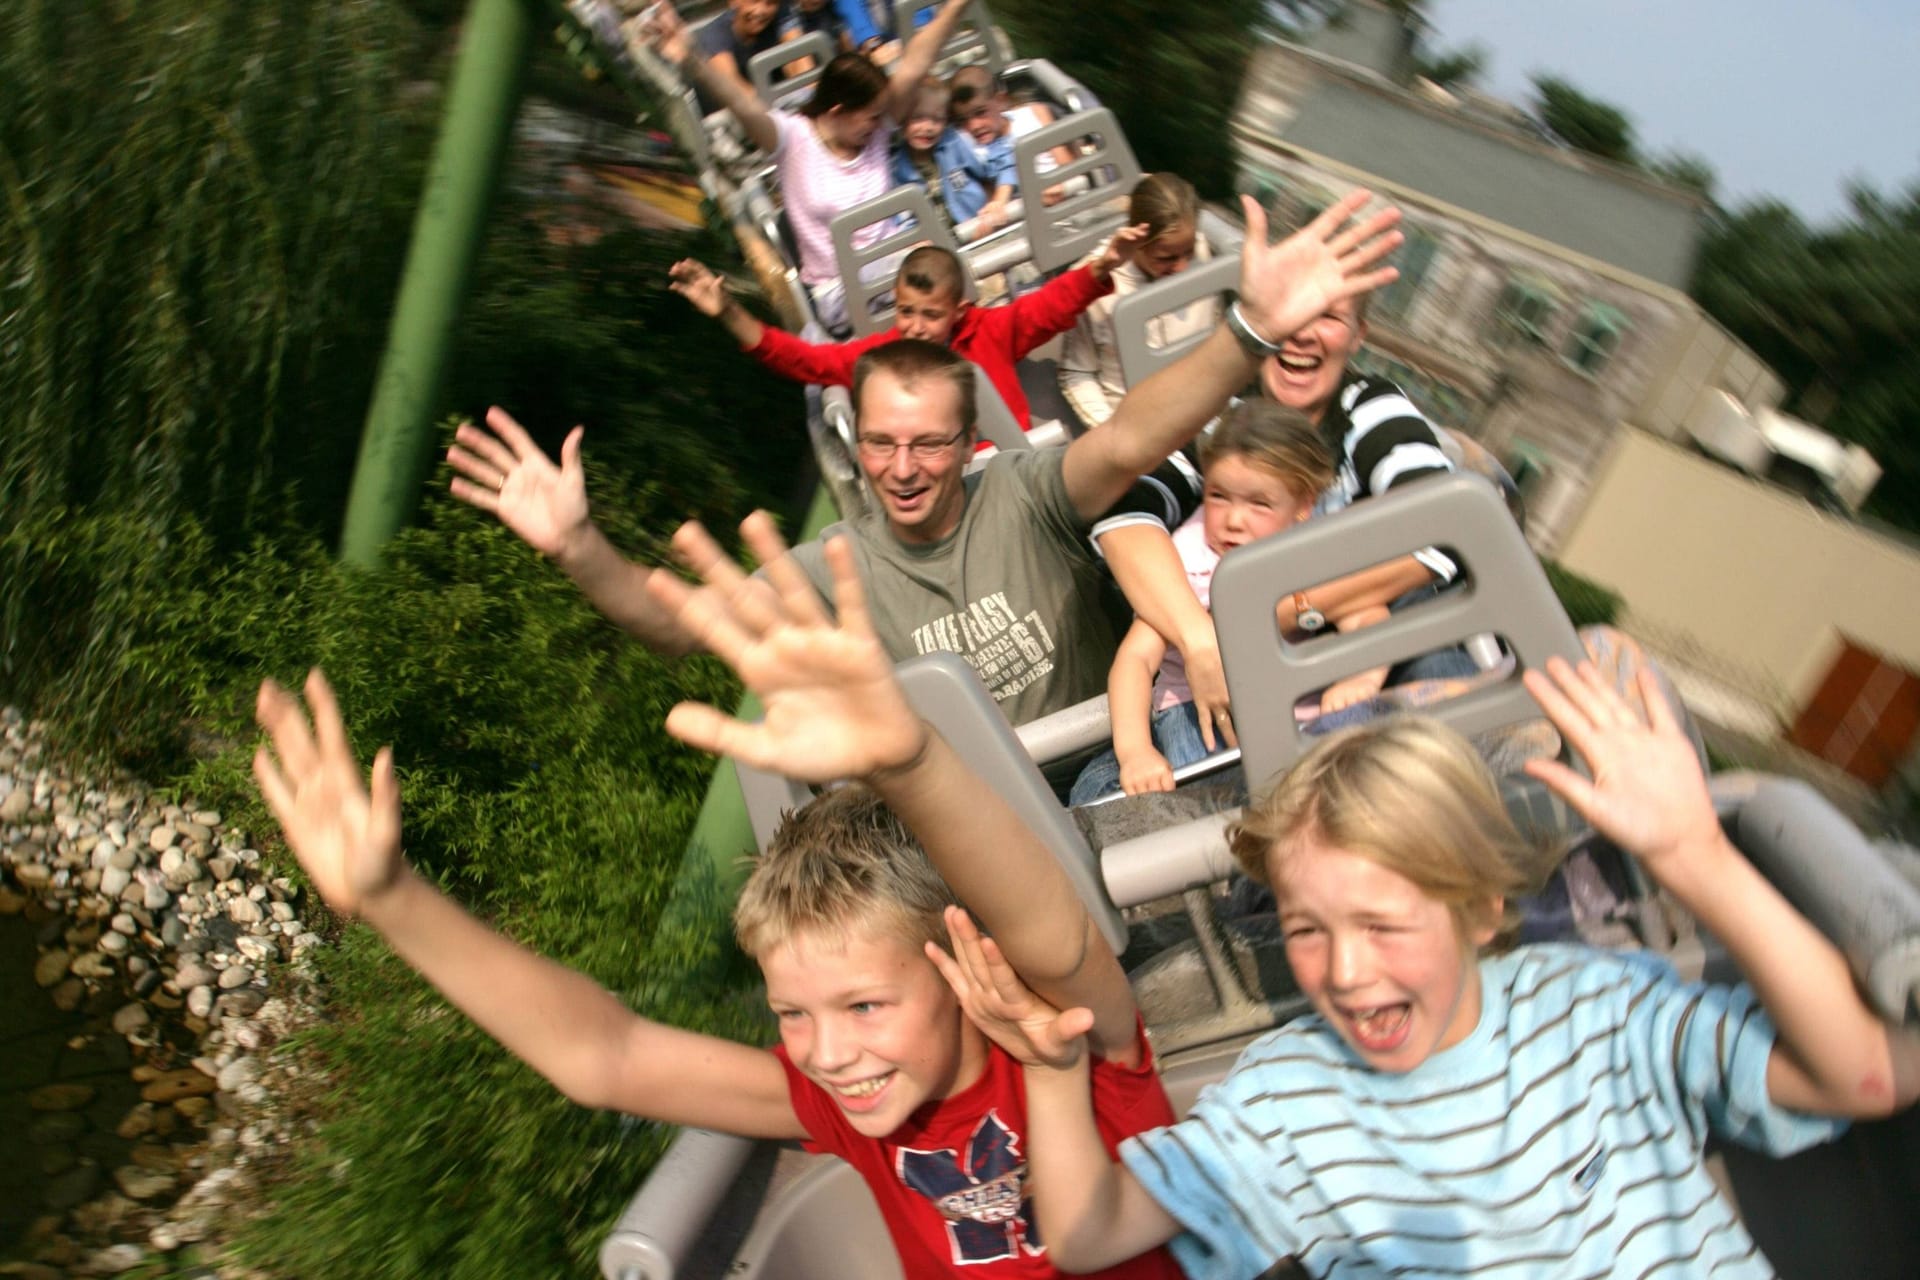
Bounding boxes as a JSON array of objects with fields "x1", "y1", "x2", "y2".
[{"x1": 448, "y1": 193, "x2": 1403, "y2": 726}]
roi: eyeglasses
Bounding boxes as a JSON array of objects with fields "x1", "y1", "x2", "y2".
[{"x1": 856, "y1": 430, "x2": 967, "y2": 461}]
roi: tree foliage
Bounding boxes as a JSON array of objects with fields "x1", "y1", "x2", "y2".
[
  {"x1": 991, "y1": 0, "x2": 1269, "y2": 198},
  {"x1": 1414, "y1": 42, "x2": 1486, "y2": 90},
  {"x1": 1691, "y1": 183, "x2": 1920, "y2": 532},
  {"x1": 1530, "y1": 73, "x2": 1637, "y2": 165}
]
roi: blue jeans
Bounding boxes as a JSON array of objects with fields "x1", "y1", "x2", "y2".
[{"x1": 1069, "y1": 702, "x2": 1214, "y2": 806}]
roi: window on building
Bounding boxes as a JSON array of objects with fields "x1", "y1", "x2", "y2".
[
  {"x1": 1373, "y1": 224, "x2": 1438, "y2": 326},
  {"x1": 1562, "y1": 302, "x2": 1627, "y2": 376},
  {"x1": 1490, "y1": 275, "x2": 1558, "y2": 346}
]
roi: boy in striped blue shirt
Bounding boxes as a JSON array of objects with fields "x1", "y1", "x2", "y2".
[{"x1": 933, "y1": 659, "x2": 1920, "y2": 1278}]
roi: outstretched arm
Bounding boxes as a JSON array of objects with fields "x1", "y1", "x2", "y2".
[
  {"x1": 1524, "y1": 659, "x2": 1920, "y2": 1118},
  {"x1": 654, "y1": 514, "x2": 1143, "y2": 1064},
  {"x1": 250, "y1": 672, "x2": 802, "y2": 1137},
  {"x1": 669, "y1": 258, "x2": 766, "y2": 350},
  {"x1": 447, "y1": 408, "x2": 701, "y2": 656},
  {"x1": 879, "y1": 0, "x2": 978, "y2": 122},
  {"x1": 1061, "y1": 191, "x2": 1402, "y2": 520},
  {"x1": 646, "y1": 2, "x2": 779, "y2": 153}
]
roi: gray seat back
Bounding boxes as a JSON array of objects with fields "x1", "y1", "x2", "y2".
[
  {"x1": 1016, "y1": 108, "x2": 1141, "y2": 273},
  {"x1": 1112, "y1": 252, "x2": 1239, "y2": 387},
  {"x1": 892, "y1": 0, "x2": 1002, "y2": 79},
  {"x1": 970, "y1": 364, "x2": 1027, "y2": 453},
  {"x1": 829, "y1": 186, "x2": 967, "y2": 337},
  {"x1": 735, "y1": 654, "x2": 1125, "y2": 954},
  {"x1": 746, "y1": 32, "x2": 835, "y2": 111},
  {"x1": 1211, "y1": 472, "x2": 1586, "y2": 793}
]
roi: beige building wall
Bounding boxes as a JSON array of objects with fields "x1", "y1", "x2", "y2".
[{"x1": 1558, "y1": 431, "x2": 1920, "y2": 713}]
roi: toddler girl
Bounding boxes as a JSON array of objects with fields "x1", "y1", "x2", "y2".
[{"x1": 1069, "y1": 401, "x2": 1390, "y2": 804}]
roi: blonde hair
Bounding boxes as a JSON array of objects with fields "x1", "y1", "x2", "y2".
[
  {"x1": 1198, "y1": 400, "x2": 1334, "y2": 505},
  {"x1": 1229, "y1": 718, "x2": 1537, "y2": 948},
  {"x1": 733, "y1": 785, "x2": 956, "y2": 960},
  {"x1": 1128, "y1": 172, "x2": 1198, "y2": 244}
]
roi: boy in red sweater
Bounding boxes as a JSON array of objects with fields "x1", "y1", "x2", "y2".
[{"x1": 670, "y1": 234, "x2": 1144, "y2": 429}]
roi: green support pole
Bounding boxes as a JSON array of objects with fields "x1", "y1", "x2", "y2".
[{"x1": 338, "y1": 0, "x2": 534, "y2": 567}]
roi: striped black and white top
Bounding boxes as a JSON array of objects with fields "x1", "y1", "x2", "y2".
[
  {"x1": 1318, "y1": 375, "x2": 1458, "y2": 583},
  {"x1": 1122, "y1": 945, "x2": 1846, "y2": 1279}
]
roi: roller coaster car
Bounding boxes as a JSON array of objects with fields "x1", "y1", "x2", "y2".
[
  {"x1": 559, "y1": 10, "x2": 1920, "y2": 1274},
  {"x1": 599, "y1": 471, "x2": 1920, "y2": 1280}
]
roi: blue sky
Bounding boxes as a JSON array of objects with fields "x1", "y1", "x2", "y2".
[{"x1": 1426, "y1": 0, "x2": 1920, "y2": 223}]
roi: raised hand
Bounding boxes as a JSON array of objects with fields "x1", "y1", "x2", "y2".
[
  {"x1": 1522, "y1": 658, "x2": 1721, "y2": 869},
  {"x1": 252, "y1": 671, "x2": 403, "y2": 919},
  {"x1": 641, "y1": 0, "x2": 692, "y2": 65},
  {"x1": 647, "y1": 512, "x2": 928, "y2": 781},
  {"x1": 447, "y1": 408, "x2": 591, "y2": 562},
  {"x1": 925, "y1": 906, "x2": 1092, "y2": 1071},
  {"x1": 1236, "y1": 190, "x2": 1401, "y2": 349},
  {"x1": 668, "y1": 259, "x2": 727, "y2": 319}
]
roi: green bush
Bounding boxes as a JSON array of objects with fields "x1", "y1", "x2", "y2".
[
  {"x1": 7, "y1": 486, "x2": 777, "y2": 1276},
  {"x1": 1543, "y1": 560, "x2": 1624, "y2": 629}
]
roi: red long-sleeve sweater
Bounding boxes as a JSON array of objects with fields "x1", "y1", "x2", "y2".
[{"x1": 745, "y1": 265, "x2": 1113, "y2": 428}]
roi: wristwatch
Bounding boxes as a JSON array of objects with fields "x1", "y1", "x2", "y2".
[
  {"x1": 1293, "y1": 591, "x2": 1326, "y2": 633},
  {"x1": 1225, "y1": 301, "x2": 1285, "y2": 358}
]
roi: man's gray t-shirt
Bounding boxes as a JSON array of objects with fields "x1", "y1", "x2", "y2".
[{"x1": 790, "y1": 449, "x2": 1117, "y2": 726}]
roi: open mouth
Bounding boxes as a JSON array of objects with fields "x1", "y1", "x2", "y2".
[
  {"x1": 1275, "y1": 352, "x2": 1322, "y2": 373},
  {"x1": 831, "y1": 1071, "x2": 895, "y2": 1112},
  {"x1": 1340, "y1": 1002, "x2": 1412, "y2": 1054},
  {"x1": 887, "y1": 484, "x2": 930, "y2": 512}
]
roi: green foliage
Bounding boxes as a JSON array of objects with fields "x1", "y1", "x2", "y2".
[
  {"x1": 991, "y1": 0, "x2": 1268, "y2": 198},
  {"x1": 0, "y1": 0, "x2": 435, "y2": 554},
  {"x1": 6, "y1": 486, "x2": 774, "y2": 1276},
  {"x1": 1690, "y1": 184, "x2": 1920, "y2": 533},
  {"x1": 1646, "y1": 150, "x2": 1718, "y2": 203},
  {"x1": 1543, "y1": 560, "x2": 1622, "y2": 629},
  {"x1": 1529, "y1": 73, "x2": 1637, "y2": 165},
  {"x1": 1413, "y1": 42, "x2": 1485, "y2": 90}
]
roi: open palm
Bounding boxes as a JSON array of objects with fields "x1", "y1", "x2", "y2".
[
  {"x1": 252, "y1": 670, "x2": 403, "y2": 919},
  {"x1": 447, "y1": 408, "x2": 590, "y2": 561},
  {"x1": 650, "y1": 514, "x2": 928, "y2": 782},
  {"x1": 1237, "y1": 189, "x2": 1402, "y2": 346},
  {"x1": 927, "y1": 906, "x2": 1092, "y2": 1071}
]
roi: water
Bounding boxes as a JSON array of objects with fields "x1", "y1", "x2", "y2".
[{"x1": 0, "y1": 904, "x2": 141, "y2": 1256}]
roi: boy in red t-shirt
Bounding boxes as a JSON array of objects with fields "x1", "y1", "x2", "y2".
[
  {"x1": 249, "y1": 513, "x2": 1180, "y2": 1279},
  {"x1": 670, "y1": 236, "x2": 1144, "y2": 429}
]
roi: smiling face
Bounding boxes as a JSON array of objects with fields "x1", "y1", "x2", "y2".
[
  {"x1": 1271, "y1": 834, "x2": 1495, "y2": 1074},
  {"x1": 904, "y1": 109, "x2": 945, "y2": 153},
  {"x1": 1201, "y1": 452, "x2": 1313, "y2": 556},
  {"x1": 856, "y1": 369, "x2": 972, "y2": 543},
  {"x1": 1137, "y1": 222, "x2": 1197, "y2": 281},
  {"x1": 1261, "y1": 295, "x2": 1368, "y2": 425},
  {"x1": 760, "y1": 924, "x2": 987, "y2": 1139}
]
